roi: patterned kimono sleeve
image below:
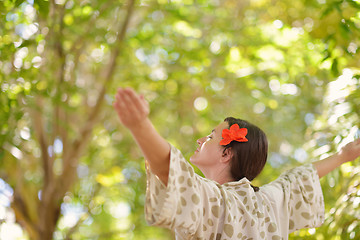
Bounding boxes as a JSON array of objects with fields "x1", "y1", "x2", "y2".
[
  {"x1": 145, "y1": 144, "x2": 204, "y2": 235},
  {"x1": 262, "y1": 163, "x2": 325, "y2": 233}
]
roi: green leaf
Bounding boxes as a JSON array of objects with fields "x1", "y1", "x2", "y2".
[
  {"x1": 1, "y1": 0, "x2": 360, "y2": 239},
  {"x1": 321, "y1": 6, "x2": 334, "y2": 19},
  {"x1": 331, "y1": 58, "x2": 339, "y2": 76},
  {"x1": 14, "y1": 0, "x2": 25, "y2": 7},
  {"x1": 34, "y1": 0, "x2": 49, "y2": 18},
  {"x1": 346, "y1": 0, "x2": 360, "y2": 10}
]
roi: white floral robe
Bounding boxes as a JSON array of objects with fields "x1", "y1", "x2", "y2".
[{"x1": 145, "y1": 145, "x2": 325, "y2": 240}]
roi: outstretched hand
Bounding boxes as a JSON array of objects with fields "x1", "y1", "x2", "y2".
[
  {"x1": 113, "y1": 87, "x2": 150, "y2": 131},
  {"x1": 113, "y1": 87, "x2": 170, "y2": 184},
  {"x1": 338, "y1": 138, "x2": 360, "y2": 163}
]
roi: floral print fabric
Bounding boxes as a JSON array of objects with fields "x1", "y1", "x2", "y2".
[{"x1": 145, "y1": 145, "x2": 325, "y2": 240}]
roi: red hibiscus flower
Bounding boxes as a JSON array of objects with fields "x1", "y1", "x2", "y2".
[{"x1": 220, "y1": 124, "x2": 248, "y2": 146}]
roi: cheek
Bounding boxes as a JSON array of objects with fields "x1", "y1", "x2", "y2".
[
  {"x1": 208, "y1": 138, "x2": 221, "y2": 148},
  {"x1": 203, "y1": 141, "x2": 222, "y2": 155}
]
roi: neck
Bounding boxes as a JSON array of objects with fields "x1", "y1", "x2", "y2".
[{"x1": 200, "y1": 164, "x2": 235, "y2": 185}]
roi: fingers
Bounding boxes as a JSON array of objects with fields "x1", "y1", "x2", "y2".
[
  {"x1": 114, "y1": 89, "x2": 126, "y2": 112},
  {"x1": 124, "y1": 88, "x2": 148, "y2": 115},
  {"x1": 113, "y1": 87, "x2": 149, "y2": 128},
  {"x1": 347, "y1": 138, "x2": 360, "y2": 149},
  {"x1": 113, "y1": 90, "x2": 130, "y2": 122},
  {"x1": 140, "y1": 94, "x2": 150, "y2": 109},
  {"x1": 115, "y1": 88, "x2": 137, "y2": 117}
]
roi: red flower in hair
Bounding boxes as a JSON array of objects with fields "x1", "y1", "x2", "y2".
[{"x1": 220, "y1": 124, "x2": 248, "y2": 146}]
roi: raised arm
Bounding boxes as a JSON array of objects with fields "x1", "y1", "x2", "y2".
[
  {"x1": 113, "y1": 88, "x2": 171, "y2": 185},
  {"x1": 313, "y1": 138, "x2": 360, "y2": 178}
]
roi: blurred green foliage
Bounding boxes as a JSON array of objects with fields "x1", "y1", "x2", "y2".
[{"x1": 0, "y1": 0, "x2": 360, "y2": 239}]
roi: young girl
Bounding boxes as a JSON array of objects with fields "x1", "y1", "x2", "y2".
[{"x1": 113, "y1": 87, "x2": 360, "y2": 240}]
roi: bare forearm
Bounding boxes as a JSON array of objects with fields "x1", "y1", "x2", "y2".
[
  {"x1": 312, "y1": 153, "x2": 344, "y2": 179},
  {"x1": 113, "y1": 88, "x2": 171, "y2": 185},
  {"x1": 130, "y1": 118, "x2": 171, "y2": 184},
  {"x1": 313, "y1": 139, "x2": 360, "y2": 178}
]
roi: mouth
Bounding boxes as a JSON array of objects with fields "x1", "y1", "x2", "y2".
[{"x1": 195, "y1": 148, "x2": 200, "y2": 153}]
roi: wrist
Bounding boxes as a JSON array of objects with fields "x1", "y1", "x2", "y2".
[
  {"x1": 337, "y1": 150, "x2": 352, "y2": 164},
  {"x1": 128, "y1": 118, "x2": 152, "y2": 135}
]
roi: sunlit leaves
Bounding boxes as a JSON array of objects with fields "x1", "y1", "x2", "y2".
[
  {"x1": 1, "y1": 0, "x2": 360, "y2": 239},
  {"x1": 173, "y1": 20, "x2": 202, "y2": 38},
  {"x1": 289, "y1": 69, "x2": 360, "y2": 239},
  {"x1": 96, "y1": 167, "x2": 125, "y2": 187}
]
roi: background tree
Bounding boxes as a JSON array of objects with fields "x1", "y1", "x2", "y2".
[{"x1": 0, "y1": 0, "x2": 359, "y2": 239}]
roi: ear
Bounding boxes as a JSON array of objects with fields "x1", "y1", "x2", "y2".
[{"x1": 220, "y1": 148, "x2": 233, "y2": 163}]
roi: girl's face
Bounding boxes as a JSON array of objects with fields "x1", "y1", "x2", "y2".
[{"x1": 190, "y1": 121, "x2": 229, "y2": 169}]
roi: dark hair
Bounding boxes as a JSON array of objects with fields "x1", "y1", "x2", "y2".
[{"x1": 223, "y1": 117, "x2": 268, "y2": 191}]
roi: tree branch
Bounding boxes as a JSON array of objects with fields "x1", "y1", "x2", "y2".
[
  {"x1": 36, "y1": 2, "x2": 67, "y2": 239},
  {"x1": 64, "y1": 184, "x2": 101, "y2": 240},
  {"x1": 68, "y1": 0, "x2": 116, "y2": 55},
  {"x1": 12, "y1": 167, "x2": 40, "y2": 240},
  {"x1": 53, "y1": 3, "x2": 66, "y2": 126},
  {"x1": 12, "y1": 195, "x2": 39, "y2": 240},
  {"x1": 57, "y1": 0, "x2": 136, "y2": 200},
  {"x1": 52, "y1": 3, "x2": 67, "y2": 162},
  {"x1": 29, "y1": 98, "x2": 50, "y2": 186}
]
